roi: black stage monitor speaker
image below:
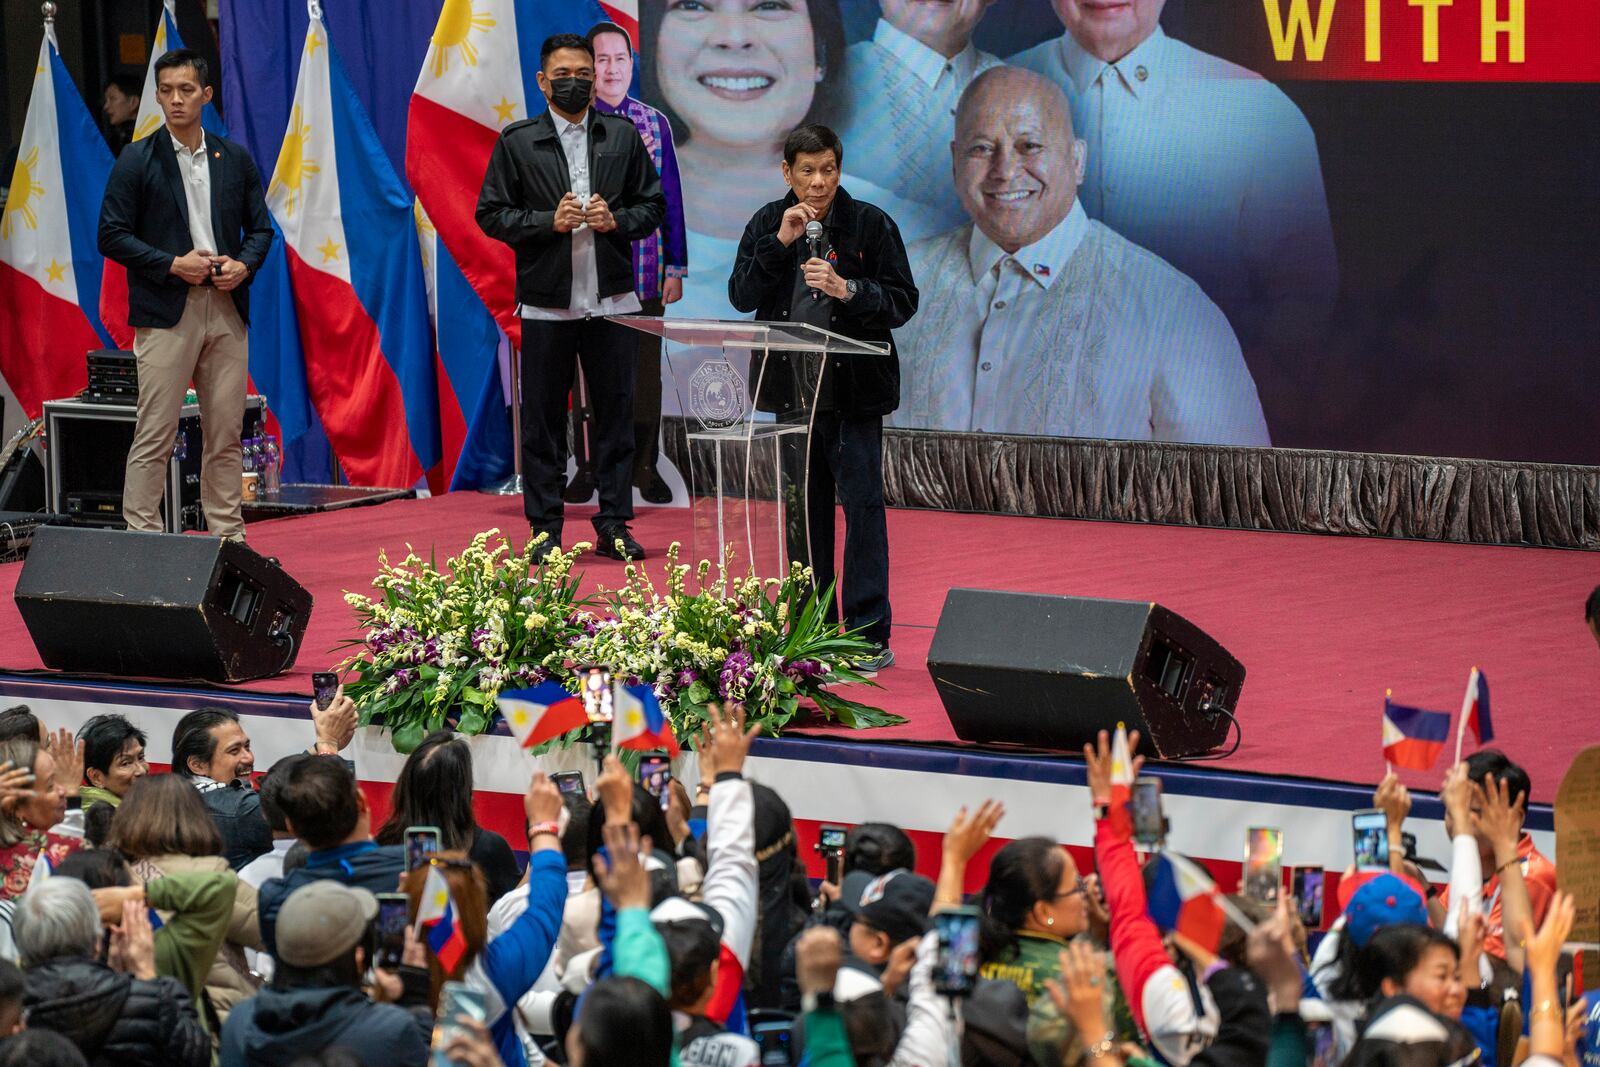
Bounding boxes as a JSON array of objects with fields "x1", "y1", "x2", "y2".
[
  {"x1": 15, "y1": 527, "x2": 313, "y2": 683},
  {"x1": 927, "y1": 589, "x2": 1245, "y2": 758}
]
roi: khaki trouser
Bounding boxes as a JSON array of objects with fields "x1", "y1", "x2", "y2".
[{"x1": 124, "y1": 286, "x2": 248, "y2": 539}]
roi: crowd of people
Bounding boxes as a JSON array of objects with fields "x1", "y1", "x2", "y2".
[{"x1": 0, "y1": 696, "x2": 1584, "y2": 1067}]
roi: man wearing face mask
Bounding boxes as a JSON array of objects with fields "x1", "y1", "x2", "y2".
[
  {"x1": 889, "y1": 67, "x2": 1268, "y2": 445},
  {"x1": 478, "y1": 34, "x2": 667, "y2": 559}
]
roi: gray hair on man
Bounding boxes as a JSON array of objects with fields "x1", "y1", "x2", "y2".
[{"x1": 12, "y1": 877, "x2": 100, "y2": 966}]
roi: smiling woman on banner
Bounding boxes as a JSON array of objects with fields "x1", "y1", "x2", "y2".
[{"x1": 640, "y1": 0, "x2": 936, "y2": 337}]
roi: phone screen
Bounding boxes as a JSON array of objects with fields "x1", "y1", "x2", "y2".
[
  {"x1": 431, "y1": 981, "x2": 488, "y2": 1066},
  {"x1": 580, "y1": 666, "x2": 613, "y2": 722},
  {"x1": 375, "y1": 893, "x2": 409, "y2": 970},
  {"x1": 638, "y1": 756, "x2": 671, "y2": 811},
  {"x1": 754, "y1": 1021, "x2": 794, "y2": 1067},
  {"x1": 552, "y1": 770, "x2": 585, "y2": 797},
  {"x1": 1131, "y1": 777, "x2": 1164, "y2": 846},
  {"x1": 932, "y1": 906, "x2": 983, "y2": 998},
  {"x1": 817, "y1": 825, "x2": 847, "y2": 884},
  {"x1": 1352, "y1": 810, "x2": 1389, "y2": 871},
  {"x1": 312, "y1": 671, "x2": 339, "y2": 710},
  {"x1": 406, "y1": 826, "x2": 441, "y2": 872},
  {"x1": 1292, "y1": 868, "x2": 1325, "y2": 928},
  {"x1": 1244, "y1": 827, "x2": 1283, "y2": 903}
]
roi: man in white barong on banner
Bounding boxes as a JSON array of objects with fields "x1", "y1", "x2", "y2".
[{"x1": 889, "y1": 66, "x2": 1270, "y2": 445}]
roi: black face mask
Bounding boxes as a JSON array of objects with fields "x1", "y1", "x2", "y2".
[{"x1": 547, "y1": 77, "x2": 594, "y2": 115}]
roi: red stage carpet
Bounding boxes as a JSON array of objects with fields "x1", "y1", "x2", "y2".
[{"x1": 1, "y1": 494, "x2": 1593, "y2": 801}]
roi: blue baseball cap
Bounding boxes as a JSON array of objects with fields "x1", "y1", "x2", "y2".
[{"x1": 1343, "y1": 873, "x2": 1428, "y2": 948}]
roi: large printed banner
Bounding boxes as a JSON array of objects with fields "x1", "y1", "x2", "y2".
[{"x1": 635, "y1": 0, "x2": 1598, "y2": 464}]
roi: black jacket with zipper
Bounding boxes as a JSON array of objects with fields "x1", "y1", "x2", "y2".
[
  {"x1": 728, "y1": 187, "x2": 918, "y2": 419},
  {"x1": 475, "y1": 109, "x2": 665, "y2": 312}
]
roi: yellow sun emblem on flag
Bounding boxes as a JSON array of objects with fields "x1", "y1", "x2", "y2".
[
  {"x1": 2, "y1": 147, "x2": 44, "y2": 240},
  {"x1": 430, "y1": 0, "x2": 497, "y2": 78},
  {"x1": 268, "y1": 106, "x2": 320, "y2": 220},
  {"x1": 413, "y1": 200, "x2": 436, "y2": 274}
]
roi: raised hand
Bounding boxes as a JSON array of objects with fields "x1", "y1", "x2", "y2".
[
  {"x1": 1473, "y1": 773, "x2": 1525, "y2": 859},
  {"x1": 1045, "y1": 941, "x2": 1114, "y2": 1058},
  {"x1": 593, "y1": 820, "x2": 652, "y2": 911},
  {"x1": 795, "y1": 925, "x2": 844, "y2": 997},
  {"x1": 1246, "y1": 897, "x2": 1303, "y2": 1009},
  {"x1": 45, "y1": 728, "x2": 84, "y2": 798},
  {"x1": 1520, "y1": 890, "x2": 1574, "y2": 979},
  {"x1": 524, "y1": 771, "x2": 564, "y2": 828},
  {"x1": 109, "y1": 897, "x2": 157, "y2": 980},
  {"x1": 1083, "y1": 728, "x2": 1143, "y2": 803},
  {"x1": 777, "y1": 201, "x2": 818, "y2": 246},
  {"x1": 0, "y1": 761, "x2": 32, "y2": 810},
  {"x1": 1440, "y1": 763, "x2": 1473, "y2": 834},
  {"x1": 1374, "y1": 772, "x2": 1411, "y2": 830},
  {"x1": 595, "y1": 754, "x2": 634, "y2": 827},
  {"x1": 311, "y1": 685, "x2": 358, "y2": 753},
  {"x1": 943, "y1": 799, "x2": 1004, "y2": 865}
]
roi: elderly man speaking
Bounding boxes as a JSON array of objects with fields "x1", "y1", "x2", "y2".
[{"x1": 889, "y1": 67, "x2": 1269, "y2": 445}]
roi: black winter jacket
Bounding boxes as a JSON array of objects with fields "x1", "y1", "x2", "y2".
[
  {"x1": 23, "y1": 955, "x2": 211, "y2": 1067},
  {"x1": 220, "y1": 985, "x2": 430, "y2": 1067},
  {"x1": 728, "y1": 187, "x2": 919, "y2": 419},
  {"x1": 476, "y1": 109, "x2": 665, "y2": 311},
  {"x1": 1345, "y1": 995, "x2": 1483, "y2": 1067}
]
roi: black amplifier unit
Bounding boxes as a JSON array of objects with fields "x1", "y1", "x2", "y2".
[{"x1": 85, "y1": 349, "x2": 139, "y2": 404}]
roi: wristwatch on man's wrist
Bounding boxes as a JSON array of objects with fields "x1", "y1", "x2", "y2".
[{"x1": 842, "y1": 278, "x2": 859, "y2": 302}]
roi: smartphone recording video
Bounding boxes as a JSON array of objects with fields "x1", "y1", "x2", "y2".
[
  {"x1": 579, "y1": 666, "x2": 613, "y2": 722},
  {"x1": 405, "y1": 825, "x2": 440, "y2": 872},
  {"x1": 1351, "y1": 809, "x2": 1389, "y2": 871},
  {"x1": 637, "y1": 755, "x2": 671, "y2": 812},
  {"x1": 375, "y1": 892, "x2": 409, "y2": 970},
  {"x1": 932, "y1": 905, "x2": 983, "y2": 998},
  {"x1": 1243, "y1": 826, "x2": 1283, "y2": 903},
  {"x1": 1131, "y1": 777, "x2": 1165, "y2": 847}
]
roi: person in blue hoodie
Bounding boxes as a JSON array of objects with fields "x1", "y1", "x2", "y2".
[
  {"x1": 219, "y1": 880, "x2": 431, "y2": 1067},
  {"x1": 255, "y1": 754, "x2": 407, "y2": 956}
]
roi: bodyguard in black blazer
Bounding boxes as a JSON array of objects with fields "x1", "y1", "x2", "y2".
[
  {"x1": 476, "y1": 108, "x2": 665, "y2": 311},
  {"x1": 98, "y1": 129, "x2": 274, "y2": 329}
]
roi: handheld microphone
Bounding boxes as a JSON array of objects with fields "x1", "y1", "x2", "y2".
[{"x1": 804, "y1": 220, "x2": 825, "y2": 301}]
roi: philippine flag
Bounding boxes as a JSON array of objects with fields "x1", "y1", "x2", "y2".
[
  {"x1": 1458, "y1": 667, "x2": 1493, "y2": 747},
  {"x1": 1145, "y1": 852, "x2": 1227, "y2": 955},
  {"x1": 268, "y1": 14, "x2": 440, "y2": 488},
  {"x1": 613, "y1": 684, "x2": 679, "y2": 757},
  {"x1": 498, "y1": 681, "x2": 590, "y2": 750},
  {"x1": 1381, "y1": 694, "x2": 1451, "y2": 771},
  {"x1": 26, "y1": 848, "x2": 52, "y2": 890},
  {"x1": 413, "y1": 199, "x2": 512, "y2": 492},
  {"x1": 1109, "y1": 722, "x2": 1136, "y2": 806},
  {"x1": 100, "y1": 0, "x2": 229, "y2": 350},
  {"x1": 417, "y1": 863, "x2": 468, "y2": 972},
  {"x1": 0, "y1": 23, "x2": 113, "y2": 422}
]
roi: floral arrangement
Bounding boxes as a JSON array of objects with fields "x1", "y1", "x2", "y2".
[{"x1": 338, "y1": 530, "x2": 901, "y2": 753}]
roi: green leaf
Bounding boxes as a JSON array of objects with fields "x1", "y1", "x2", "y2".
[
  {"x1": 686, "y1": 680, "x2": 712, "y2": 704},
  {"x1": 457, "y1": 709, "x2": 488, "y2": 735},
  {"x1": 392, "y1": 719, "x2": 427, "y2": 754}
]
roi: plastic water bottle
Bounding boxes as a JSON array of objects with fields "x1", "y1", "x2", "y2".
[{"x1": 263, "y1": 436, "x2": 282, "y2": 495}]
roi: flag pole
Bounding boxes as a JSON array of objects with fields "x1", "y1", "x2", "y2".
[
  {"x1": 1451, "y1": 667, "x2": 1472, "y2": 766},
  {"x1": 1383, "y1": 690, "x2": 1393, "y2": 776}
]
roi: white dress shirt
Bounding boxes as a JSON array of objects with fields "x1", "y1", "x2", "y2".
[
  {"x1": 889, "y1": 200, "x2": 1271, "y2": 445},
  {"x1": 1010, "y1": 28, "x2": 1337, "y2": 352},
  {"x1": 170, "y1": 129, "x2": 217, "y2": 255},
  {"x1": 838, "y1": 20, "x2": 1003, "y2": 241},
  {"x1": 521, "y1": 110, "x2": 643, "y2": 322}
]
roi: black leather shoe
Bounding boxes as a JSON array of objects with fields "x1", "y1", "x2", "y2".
[
  {"x1": 594, "y1": 524, "x2": 646, "y2": 561},
  {"x1": 635, "y1": 468, "x2": 673, "y2": 505}
]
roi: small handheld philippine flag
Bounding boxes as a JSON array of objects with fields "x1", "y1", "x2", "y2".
[
  {"x1": 1145, "y1": 852, "x2": 1226, "y2": 954},
  {"x1": 1459, "y1": 667, "x2": 1493, "y2": 746},
  {"x1": 612, "y1": 683, "x2": 680, "y2": 757},
  {"x1": 26, "y1": 848, "x2": 51, "y2": 890},
  {"x1": 1382, "y1": 693, "x2": 1451, "y2": 770},
  {"x1": 417, "y1": 863, "x2": 467, "y2": 972},
  {"x1": 498, "y1": 682, "x2": 590, "y2": 750}
]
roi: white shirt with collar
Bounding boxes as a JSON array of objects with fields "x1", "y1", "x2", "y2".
[
  {"x1": 837, "y1": 19, "x2": 1003, "y2": 240},
  {"x1": 521, "y1": 110, "x2": 643, "y2": 323},
  {"x1": 169, "y1": 129, "x2": 217, "y2": 256},
  {"x1": 889, "y1": 200, "x2": 1271, "y2": 445},
  {"x1": 1009, "y1": 27, "x2": 1337, "y2": 354}
]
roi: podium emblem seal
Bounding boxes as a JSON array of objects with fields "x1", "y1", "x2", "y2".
[{"x1": 688, "y1": 360, "x2": 746, "y2": 430}]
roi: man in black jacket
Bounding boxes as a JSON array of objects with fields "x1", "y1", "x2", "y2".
[
  {"x1": 728, "y1": 125, "x2": 919, "y2": 670},
  {"x1": 476, "y1": 34, "x2": 666, "y2": 560},
  {"x1": 97, "y1": 49, "x2": 272, "y2": 541}
]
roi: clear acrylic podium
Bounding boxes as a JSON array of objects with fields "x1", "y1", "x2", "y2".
[{"x1": 611, "y1": 317, "x2": 889, "y2": 581}]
